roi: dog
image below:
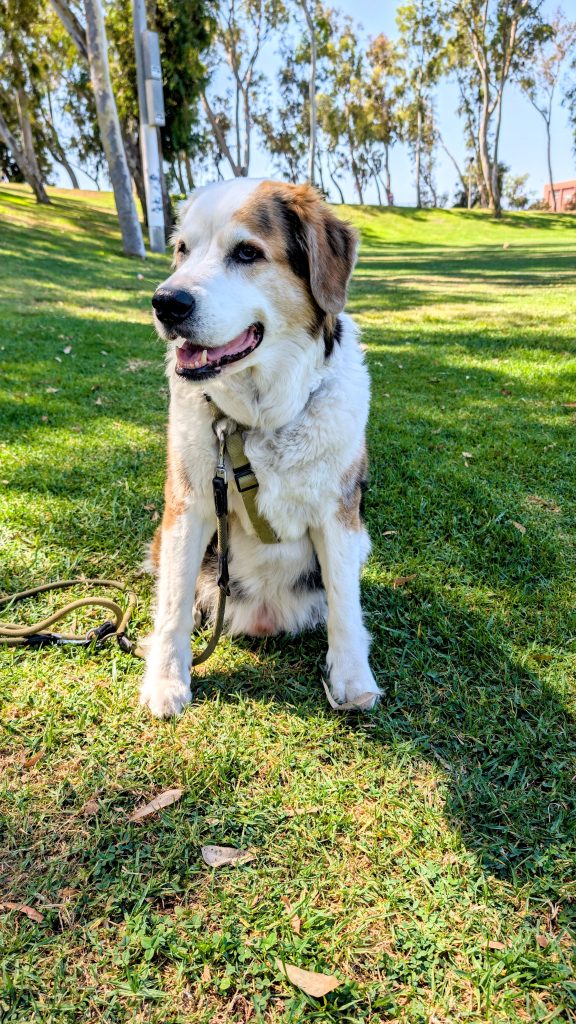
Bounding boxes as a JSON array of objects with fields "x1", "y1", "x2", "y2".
[{"x1": 140, "y1": 179, "x2": 380, "y2": 717}]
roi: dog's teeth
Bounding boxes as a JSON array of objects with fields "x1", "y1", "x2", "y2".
[{"x1": 201, "y1": 349, "x2": 208, "y2": 366}]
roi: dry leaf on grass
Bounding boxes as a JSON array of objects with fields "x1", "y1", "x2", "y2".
[
  {"x1": 526, "y1": 495, "x2": 561, "y2": 513},
  {"x1": 382, "y1": 530, "x2": 398, "y2": 537},
  {"x1": 201, "y1": 963, "x2": 212, "y2": 983},
  {"x1": 322, "y1": 679, "x2": 377, "y2": 712},
  {"x1": 511, "y1": 521, "x2": 526, "y2": 534},
  {"x1": 488, "y1": 940, "x2": 506, "y2": 951},
  {"x1": 23, "y1": 751, "x2": 43, "y2": 768},
  {"x1": 276, "y1": 960, "x2": 341, "y2": 997},
  {"x1": 536, "y1": 934, "x2": 550, "y2": 948},
  {"x1": 563, "y1": 401, "x2": 576, "y2": 408},
  {"x1": 0, "y1": 902, "x2": 44, "y2": 923},
  {"x1": 201, "y1": 845, "x2": 256, "y2": 868},
  {"x1": 281, "y1": 896, "x2": 302, "y2": 935},
  {"x1": 83, "y1": 797, "x2": 99, "y2": 816},
  {"x1": 129, "y1": 787, "x2": 183, "y2": 822},
  {"x1": 392, "y1": 574, "x2": 417, "y2": 589},
  {"x1": 462, "y1": 451, "x2": 473, "y2": 459}
]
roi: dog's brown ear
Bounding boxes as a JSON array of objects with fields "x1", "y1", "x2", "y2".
[{"x1": 304, "y1": 207, "x2": 359, "y2": 315}]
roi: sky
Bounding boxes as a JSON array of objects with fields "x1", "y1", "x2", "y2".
[{"x1": 60, "y1": 0, "x2": 576, "y2": 206}]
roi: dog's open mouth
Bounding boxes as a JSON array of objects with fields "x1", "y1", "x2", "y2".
[{"x1": 175, "y1": 322, "x2": 263, "y2": 379}]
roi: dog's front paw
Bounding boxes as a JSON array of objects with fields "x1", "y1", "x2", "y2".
[
  {"x1": 140, "y1": 662, "x2": 192, "y2": 718},
  {"x1": 325, "y1": 655, "x2": 381, "y2": 711}
]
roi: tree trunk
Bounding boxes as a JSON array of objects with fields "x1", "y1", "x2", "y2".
[
  {"x1": 201, "y1": 92, "x2": 242, "y2": 177},
  {"x1": 122, "y1": 126, "x2": 148, "y2": 225},
  {"x1": 490, "y1": 90, "x2": 505, "y2": 216},
  {"x1": 327, "y1": 154, "x2": 345, "y2": 203},
  {"x1": 300, "y1": 0, "x2": 317, "y2": 185},
  {"x1": 184, "y1": 151, "x2": 194, "y2": 191},
  {"x1": 545, "y1": 117, "x2": 556, "y2": 212},
  {"x1": 83, "y1": 0, "x2": 145, "y2": 257},
  {"x1": 15, "y1": 89, "x2": 50, "y2": 203},
  {"x1": 383, "y1": 144, "x2": 392, "y2": 204},
  {"x1": 0, "y1": 108, "x2": 50, "y2": 203},
  {"x1": 415, "y1": 100, "x2": 422, "y2": 208},
  {"x1": 174, "y1": 158, "x2": 186, "y2": 194},
  {"x1": 156, "y1": 128, "x2": 174, "y2": 238}
]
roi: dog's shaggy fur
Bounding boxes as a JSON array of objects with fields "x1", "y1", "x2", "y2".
[{"x1": 140, "y1": 178, "x2": 380, "y2": 717}]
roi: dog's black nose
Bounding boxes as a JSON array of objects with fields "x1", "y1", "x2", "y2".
[{"x1": 152, "y1": 288, "x2": 195, "y2": 324}]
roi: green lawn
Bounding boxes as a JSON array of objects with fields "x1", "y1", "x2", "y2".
[{"x1": 1, "y1": 184, "x2": 575, "y2": 1024}]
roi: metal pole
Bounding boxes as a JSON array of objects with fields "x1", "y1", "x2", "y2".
[{"x1": 132, "y1": 0, "x2": 165, "y2": 253}]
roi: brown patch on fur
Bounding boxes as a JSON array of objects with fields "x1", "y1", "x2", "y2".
[
  {"x1": 149, "y1": 526, "x2": 161, "y2": 570},
  {"x1": 162, "y1": 443, "x2": 192, "y2": 531},
  {"x1": 338, "y1": 444, "x2": 368, "y2": 531},
  {"x1": 234, "y1": 181, "x2": 358, "y2": 320}
]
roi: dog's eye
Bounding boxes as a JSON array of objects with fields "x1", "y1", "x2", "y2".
[{"x1": 231, "y1": 242, "x2": 264, "y2": 264}]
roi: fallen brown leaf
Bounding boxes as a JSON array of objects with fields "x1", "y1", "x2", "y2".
[
  {"x1": 83, "y1": 797, "x2": 99, "y2": 816},
  {"x1": 488, "y1": 940, "x2": 506, "y2": 951},
  {"x1": 536, "y1": 934, "x2": 550, "y2": 948},
  {"x1": 392, "y1": 574, "x2": 417, "y2": 589},
  {"x1": 281, "y1": 896, "x2": 302, "y2": 934},
  {"x1": 526, "y1": 495, "x2": 561, "y2": 513},
  {"x1": 511, "y1": 521, "x2": 526, "y2": 534},
  {"x1": 0, "y1": 902, "x2": 44, "y2": 923},
  {"x1": 201, "y1": 963, "x2": 212, "y2": 983},
  {"x1": 563, "y1": 402, "x2": 576, "y2": 408},
  {"x1": 23, "y1": 751, "x2": 43, "y2": 768},
  {"x1": 382, "y1": 530, "x2": 398, "y2": 536},
  {"x1": 276, "y1": 960, "x2": 341, "y2": 997},
  {"x1": 201, "y1": 845, "x2": 256, "y2": 868},
  {"x1": 129, "y1": 787, "x2": 183, "y2": 822}
]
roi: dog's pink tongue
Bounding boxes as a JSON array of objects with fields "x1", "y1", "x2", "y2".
[{"x1": 176, "y1": 326, "x2": 255, "y2": 368}]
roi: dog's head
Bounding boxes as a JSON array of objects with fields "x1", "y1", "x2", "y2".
[{"x1": 152, "y1": 179, "x2": 359, "y2": 382}]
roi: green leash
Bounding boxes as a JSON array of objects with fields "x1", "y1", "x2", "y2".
[{"x1": 0, "y1": 400, "x2": 279, "y2": 664}]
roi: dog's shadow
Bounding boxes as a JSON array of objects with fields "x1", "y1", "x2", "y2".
[{"x1": 190, "y1": 580, "x2": 576, "y2": 894}]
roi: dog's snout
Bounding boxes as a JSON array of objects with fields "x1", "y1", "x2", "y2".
[{"x1": 152, "y1": 287, "x2": 195, "y2": 324}]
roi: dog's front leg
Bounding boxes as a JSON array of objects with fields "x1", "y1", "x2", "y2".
[
  {"x1": 140, "y1": 508, "x2": 213, "y2": 718},
  {"x1": 310, "y1": 521, "x2": 381, "y2": 710}
]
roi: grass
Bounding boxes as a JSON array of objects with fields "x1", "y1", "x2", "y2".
[{"x1": 0, "y1": 183, "x2": 575, "y2": 1024}]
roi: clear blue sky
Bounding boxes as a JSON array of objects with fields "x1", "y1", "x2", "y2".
[{"x1": 61, "y1": 0, "x2": 576, "y2": 206}]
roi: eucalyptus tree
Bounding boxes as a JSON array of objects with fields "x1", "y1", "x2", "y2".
[
  {"x1": 0, "y1": 0, "x2": 50, "y2": 202},
  {"x1": 395, "y1": 0, "x2": 444, "y2": 208},
  {"x1": 518, "y1": 9, "x2": 576, "y2": 211},
  {"x1": 202, "y1": 0, "x2": 285, "y2": 178},
  {"x1": 443, "y1": 0, "x2": 552, "y2": 215}
]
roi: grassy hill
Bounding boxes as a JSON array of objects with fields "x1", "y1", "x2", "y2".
[{"x1": 1, "y1": 184, "x2": 575, "y2": 1023}]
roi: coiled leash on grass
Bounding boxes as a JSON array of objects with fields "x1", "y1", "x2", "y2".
[{"x1": 0, "y1": 415, "x2": 234, "y2": 667}]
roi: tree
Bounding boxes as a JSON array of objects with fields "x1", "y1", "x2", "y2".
[
  {"x1": 365, "y1": 34, "x2": 400, "y2": 204},
  {"x1": 0, "y1": 0, "x2": 51, "y2": 202},
  {"x1": 202, "y1": 0, "x2": 285, "y2": 178},
  {"x1": 83, "y1": 0, "x2": 145, "y2": 256},
  {"x1": 396, "y1": 0, "x2": 443, "y2": 208},
  {"x1": 519, "y1": 9, "x2": 576, "y2": 211},
  {"x1": 503, "y1": 171, "x2": 531, "y2": 208},
  {"x1": 444, "y1": 0, "x2": 552, "y2": 216},
  {"x1": 298, "y1": 0, "x2": 317, "y2": 184}
]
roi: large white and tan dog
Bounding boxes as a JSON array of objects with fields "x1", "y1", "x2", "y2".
[{"x1": 140, "y1": 178, "x2": 380, "y2": 717}]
